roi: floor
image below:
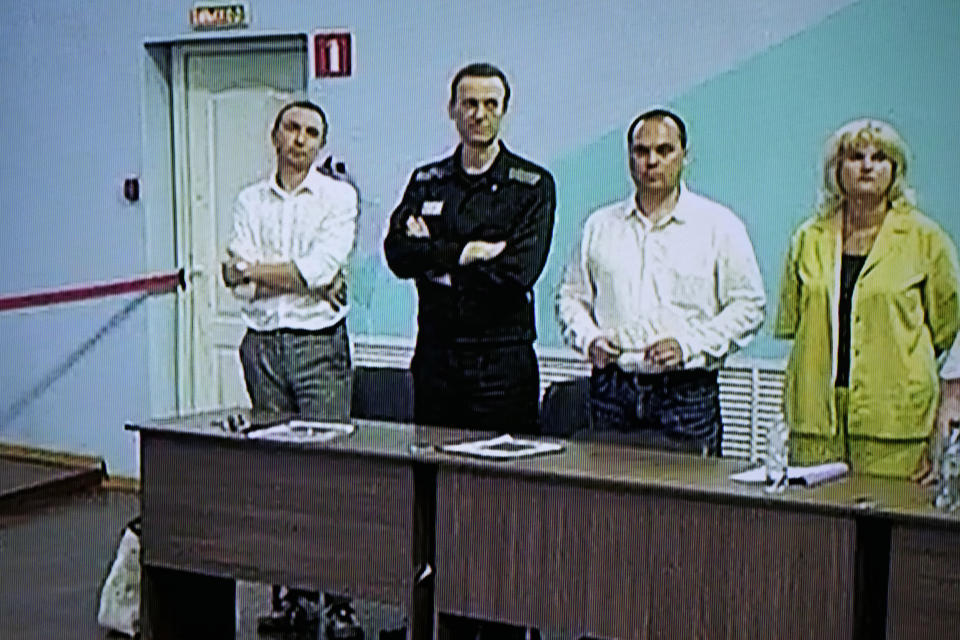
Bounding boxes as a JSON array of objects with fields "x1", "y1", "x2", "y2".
[
  {"x1": 0, "y1": 489, "x2": 140, "y2": 639},
  {"x1": 0, "y1": 487, "x2": 408, "y2": 640},
  {"x1": 0, "y1": 457, "x2": 103, "y2": 506}
]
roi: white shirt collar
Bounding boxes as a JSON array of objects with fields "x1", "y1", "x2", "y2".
[
  {"x1": 269, "y1": 164, "x2": 324, "y2": 198},
  {"x1": 626, "y1": 181, "x2": 691, "y2": 227}
]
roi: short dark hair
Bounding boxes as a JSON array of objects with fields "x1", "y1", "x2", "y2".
[
  {"x1": 449, "y1": 63, "x2": 511, "y2": 111},
  {"x1": 271, "y1": 100, "x2": 328, "y2": 140},
  {"x1": 627, "y1": 108, "x2": 687, "y2": 150}
]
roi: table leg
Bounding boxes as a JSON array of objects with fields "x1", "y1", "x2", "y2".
[{"x1": 410, "y1": 464, "x2": 437, "y2": 640}]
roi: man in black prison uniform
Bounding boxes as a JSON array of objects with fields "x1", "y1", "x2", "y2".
[
  {"x1": 384, "y1": 63, "x2": 554, "y2": 639},
  {"x1": 385, "y1": 62, "x2": 555, "y2": 438}
]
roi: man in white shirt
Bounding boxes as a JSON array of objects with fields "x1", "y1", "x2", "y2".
[
  {"x1": 557, "y1": 108, "x2": 765, "y2": 455},
  {"x1": 223, "y1": 101, "x2": 356, "y2": 422},
  {"x1": 221, "y1": 101, "x2": 362, "y2": 639}
]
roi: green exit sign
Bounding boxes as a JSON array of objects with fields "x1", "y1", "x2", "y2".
[{"x1": 190, "y1": 3, "x2": 249, "y2": 30}]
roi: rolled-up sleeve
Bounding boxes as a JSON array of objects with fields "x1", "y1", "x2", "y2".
[
  {"x1": 680, "y1": 219, "x2": 766, "y2": 362},
  {"x1": 557, "y1": 222, "x2": 603, "y2": 355},
  {"x1": 226, "y1": 195, "x2": 260, "y2": 262},
  {"x1": 293, "y1": 182, "x2": 359, "y2": 289},
  {"x1": 226, "y1": 194, "x2": 260, "y2": 302}
]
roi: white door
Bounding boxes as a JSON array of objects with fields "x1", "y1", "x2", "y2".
[{"x1": 172, "y1": 41, "x2": 306, "y2": 411}]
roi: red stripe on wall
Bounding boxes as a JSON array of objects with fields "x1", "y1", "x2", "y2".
[{"x1": 0, "y1": 269, "x2": 184, "y2": 312}]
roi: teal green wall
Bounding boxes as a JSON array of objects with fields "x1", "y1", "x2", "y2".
[{"x1": 540, "y1": 0, "x2": 960, "y2": 356}]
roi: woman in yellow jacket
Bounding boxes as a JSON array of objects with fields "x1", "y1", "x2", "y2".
[{"x1": 775, "y1": 119, "x2": 960, "y2": 479}]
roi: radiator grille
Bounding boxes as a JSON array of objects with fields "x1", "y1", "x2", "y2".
[{"x1": 353, "y1": 337, "x2": 786, "y2": 461}]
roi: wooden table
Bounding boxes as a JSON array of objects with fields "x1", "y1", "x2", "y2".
[
  {"x1": 850, "y1": 478, "x2": 960, "y2": 640},
  {"x1": 434, "y1": 445, "x2": 852, "y2": 639},
  {"x1": 128, "y1": 411, "x2": 441, "y2": 640},
  {"x1": 129, "y1": 413, "x2": 959, "y2": 640},
  {"x1": 430, "y1": 443, "x2": 960, "y2": 640}
]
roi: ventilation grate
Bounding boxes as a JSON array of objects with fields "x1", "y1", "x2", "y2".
[{"x1": 353, "y1": 337, "x2": 786, "y2": 460}]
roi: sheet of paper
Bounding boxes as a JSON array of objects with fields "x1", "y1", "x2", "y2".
[
  {"x1": 439, "y1": 434, "x2": 564, "y2": 460},
  {"x1": 246, "y1": 420, "x2": 355, "y2": 443},
  {"x1": 730, "y1": 461, "x2": 849, "y2": 487}
]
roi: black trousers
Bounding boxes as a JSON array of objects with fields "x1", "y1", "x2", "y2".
[
  {"x1": 414, "y1": 342, "x2": 539, "y2": 640},
  {"x1": 411, "y1": 342, "x2": 540, "y2": 434}
]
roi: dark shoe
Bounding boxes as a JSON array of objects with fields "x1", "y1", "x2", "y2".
[
  {"x1": 325, "y1": 602, "x2": 364, "y2": 640},
  {"x1": 257, "y1": 597, "x2": 320, "y2": 635},
  {"x1": 257, "y1": 608, "x2": 293, "y2": 635}
]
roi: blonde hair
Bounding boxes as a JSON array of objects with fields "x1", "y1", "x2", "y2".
[{"x1": 818, "y1": 118, "x2": 915, "y2": 215}]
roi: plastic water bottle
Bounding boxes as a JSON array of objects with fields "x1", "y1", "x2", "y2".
[
  {"x1": 934, "y1": 427, "x2": 960, "y2": 511},
  {"x1": 764, "y1": 413, "x2": 789, "y2": 493}
]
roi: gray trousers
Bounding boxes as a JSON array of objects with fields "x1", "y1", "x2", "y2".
[
  {"x1": 239, "y1": 322, "x2": 353, "y2": 612},
  {"x1": 238, "y1": 322, "x2": 352, "y2": 420}
]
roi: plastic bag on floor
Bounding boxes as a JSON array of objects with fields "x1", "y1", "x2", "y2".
[{"x1": 97, "y1": 517, "x2": 141, "y2": 637}]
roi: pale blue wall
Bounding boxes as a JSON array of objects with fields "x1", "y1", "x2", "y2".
[
  {"x1": 6, "y1": 0, "x2": 952, "y2": 476},
  {"x1": 0, "y1": 2, "x2": 148, "y2": 472}
]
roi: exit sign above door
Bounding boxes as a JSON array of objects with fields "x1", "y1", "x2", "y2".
[
  {"x1": 190, "y1": 3, "x2": 249, "y2": 29},
  {"x1": 311, "y1": 31, "x2": 353, "y2": 78}
]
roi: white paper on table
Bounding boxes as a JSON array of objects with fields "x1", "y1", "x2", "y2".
[
  {"x1": 616, "y1": 351, "x2": 668, "y2": 374},
  {"x1": 730, "y1": 461, "x2": 849, "y2": 487},
  {"x1": 439, "y1": 434, "x2": 564, "y2": 460},
  {"x1": 246, "y1": 420, "x2": 354, "y2": 443}
]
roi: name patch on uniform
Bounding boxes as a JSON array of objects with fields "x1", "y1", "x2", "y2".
[
  {"x1": 421, "y1": 201, "x2": 444, "y2": 216},
  {"x1": 414, "y1": 166, "x2": 446, "y2": 182},
  {"x1": 508, "y1": 167, "x2": 541, "y2": 185}
]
